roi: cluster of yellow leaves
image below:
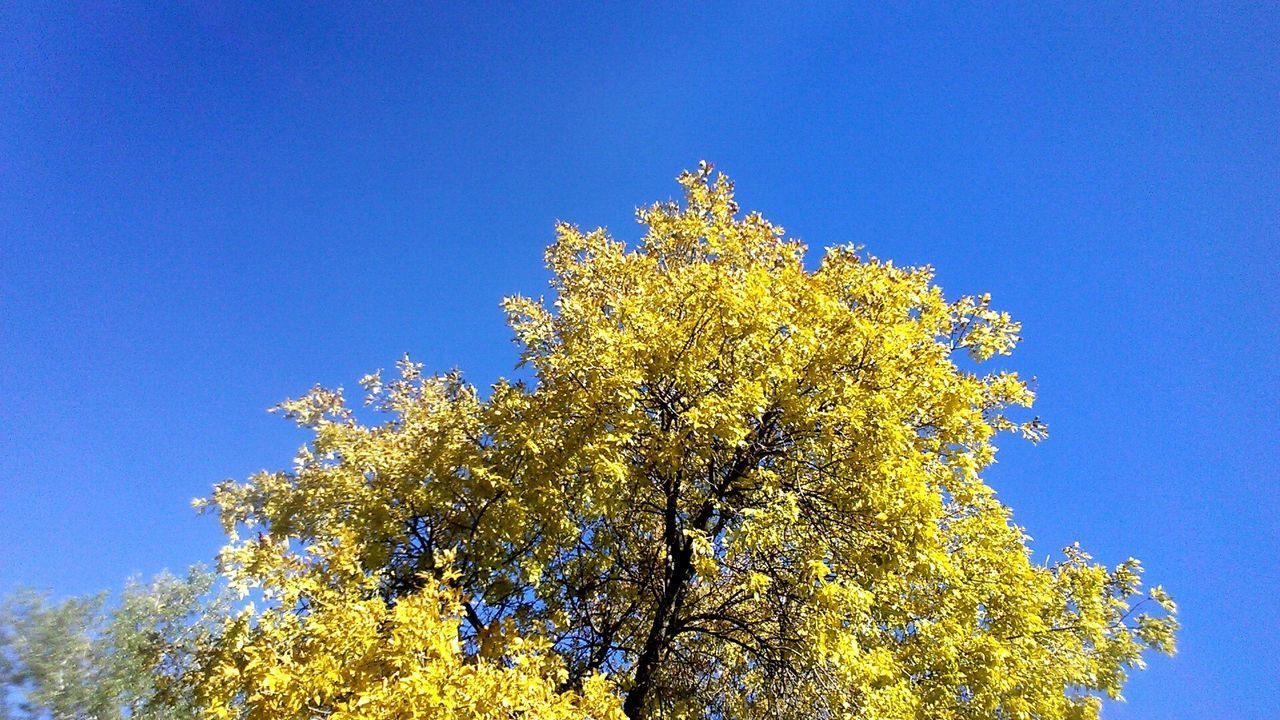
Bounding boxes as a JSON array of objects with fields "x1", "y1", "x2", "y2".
[
  {"x1": 195, "y1": 535, "x2": 621, "y2": 720},
  {"x1": 194, "y1": 164, "x2": 1174, "y2": 719}
]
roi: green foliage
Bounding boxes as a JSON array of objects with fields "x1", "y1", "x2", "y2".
[{"x1": 1, "y1": 567, "x2": 223, "y2": 720}]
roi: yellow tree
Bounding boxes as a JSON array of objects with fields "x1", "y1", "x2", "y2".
[{"x1": 196, "y1": 164, "x2": 1175, "y2": 719}]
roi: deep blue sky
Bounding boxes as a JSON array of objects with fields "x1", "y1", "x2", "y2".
[{"x1": 2, "y1": 3, "x2": 1275, "y2": 716}]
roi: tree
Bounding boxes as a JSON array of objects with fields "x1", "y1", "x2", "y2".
[
  {"x1": 196, "y1": 164, "x2": 1176, "y2": 719},
  {"x1": 1, "y1": 567, "x2": 222, "y2": 720}
]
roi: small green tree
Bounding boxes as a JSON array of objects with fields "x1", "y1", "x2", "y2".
[{"x1": 1, "y1": 567, "x2": 222, "y2": 720}]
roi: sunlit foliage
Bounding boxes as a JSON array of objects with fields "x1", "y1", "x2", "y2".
[{"x1": 197, "y1": 164, "x2": 1175, "y2": 719}]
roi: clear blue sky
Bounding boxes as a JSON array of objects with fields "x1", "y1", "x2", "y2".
[{"x1": 1, "y1": 3, "x2": 1275, "y2": 716}]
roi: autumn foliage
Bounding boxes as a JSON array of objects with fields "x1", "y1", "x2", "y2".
[{"x1": 194, "y1": 165, "x2": 1175, "y2": 719}]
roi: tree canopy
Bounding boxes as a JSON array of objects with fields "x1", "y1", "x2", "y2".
[
  {"x1": 1, "y1": 567, "x2": 220, "y2": 720},
  {"x1": 196, "y1": 164, "x2": 1175, "y2": 719}
]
